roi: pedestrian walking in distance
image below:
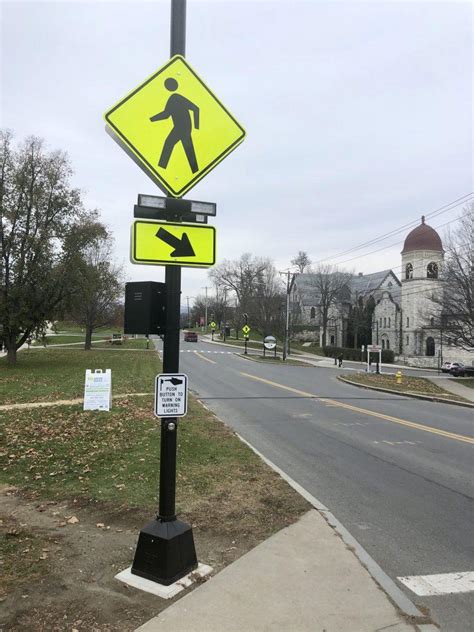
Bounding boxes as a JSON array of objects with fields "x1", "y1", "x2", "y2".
[{"x1": 338, "y1": 353, "x2": 343, "y2": 368}]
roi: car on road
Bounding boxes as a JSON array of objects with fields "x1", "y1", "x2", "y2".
[
  {"x1": 448, "y1": 362, "x2": 474, "y2": 377},
  {"x1": 183, "y1": 331, "x2": 198, "y2": 342}
]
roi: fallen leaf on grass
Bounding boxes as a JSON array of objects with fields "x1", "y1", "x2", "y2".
[
  {"x1": 67, "y1": 516, "x2": 79, "y2": 524},
  {"x1": 96, "y1": 523, "x2": 105, "y2": 528},
  {"x1": 6, "y1": 528, "x2": 20, "y2": 537}
]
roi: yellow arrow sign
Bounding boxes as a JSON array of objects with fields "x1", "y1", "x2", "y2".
[
  {"x1": 131, "y1": 220, "x2": 216, "y2": 268},
  {"x1": 104, "y1": 56, "x2": 246, "y2": 198}
]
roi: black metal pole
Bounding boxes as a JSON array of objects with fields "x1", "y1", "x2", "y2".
[
  {"x1": 131, "y1": 0, "x2": 197, "y2": 585},
  {"x1": 158, "y1": 0, "x2": 187, "y2": 523},
  {"x1": 159, "y1": 264, "x2": 181, "y2": 520}
]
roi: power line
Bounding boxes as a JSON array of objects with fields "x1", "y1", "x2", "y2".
[
  {"x1": 321, "y1": 212, "x2": 469, "y2": 268},
  {"x1": 309, "y1": 193, "x2": 473, "y2": 267}
]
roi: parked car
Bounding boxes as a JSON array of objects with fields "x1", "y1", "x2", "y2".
[
  {"x1": 449, "y1": 363, "x2": 474, "y2": 377},
  {"x1": 441, "y1": 361, "x2": 454, "y2": 373},
  {"x1": 183, "y1": 331, "x2": 198, "y2": 342}
]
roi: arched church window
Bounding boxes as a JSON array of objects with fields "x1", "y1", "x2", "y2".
[
  {"x1": 386, "y1": 339, "x2": 390, "y2": 350},
  {"x1": 383, "y1": 317, "x2": 386, "y2": 327},
  {"x1": 310, "y1": 307, "x2": 316, "y2": 319},
  {"x1": 405, "y1": 263, "x2": 413, "y2": 280},
  {"x1": 388, "y1": 317, "x2": 391, "y2": 328},
  {"x1": 427, "y1": 262, "x2": 438, "y2": 279},
  {"x1": 382, "y1": 339, "x2": 385, "y2": 349},
  {"x1": 430, "y1": 317, "x2": 434, "y2": 327},
  {"x1": 426, "y1": 337, "x2": 435, "y2": 356}
]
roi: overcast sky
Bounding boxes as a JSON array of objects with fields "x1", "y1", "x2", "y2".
[{"x1": 1, "y1": 0, "x2": 472, "y2": 307}]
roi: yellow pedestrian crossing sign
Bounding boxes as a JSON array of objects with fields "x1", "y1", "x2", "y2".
[
  {"x1": 210, "y1": 321, "x2": 217, "y2": 330},
  {"x1": 131, "y1": 220, "x2": 216, "y2": 268},
  {"x1": 104, "y1": 55, "x2": 246, "y2": 198},
  {"x1": 242, "y1": 325, "x2": 251, "y2": 335}
]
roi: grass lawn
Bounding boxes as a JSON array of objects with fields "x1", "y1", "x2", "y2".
[
  {"x1": 453, "y1": 377, "x2": 474, "y2": 389},
  {"x1": 92, "y1": 338, "x2": 151, "y2": 350},
  {"x1": 241, "y1": 355, "x2": 314, "y2": 367},
  {"x1": 0, "y1": 347, "x2": 160, "y2": 405},
  {"x1": 341, "y1": 372, "x2": 469, "y2": 403},
  {"x1": 0, "y1": 395, "x2": 308, "y2": 521},
  {"x1": 290, "y1": 342, "x2": 325, "y2": 356},
  {"x1": 0, "y1": 347, "x2": 309, "y2": 630}
]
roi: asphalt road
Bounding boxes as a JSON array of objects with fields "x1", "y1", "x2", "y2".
[{"x1": 157, "y1": 337, "x2": 474, "y2": 631}]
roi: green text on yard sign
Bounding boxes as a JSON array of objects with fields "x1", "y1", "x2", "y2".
[
  {"x1": 104, "y1": 55, "x2": 246, "y2": 198},
  {"x1": 131, "y1": 220, "x2": 216, "y2": 268}
]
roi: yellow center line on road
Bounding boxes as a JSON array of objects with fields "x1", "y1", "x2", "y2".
[
  {"x1": 194, "y1": 351, "x2": 217, "y2": 364},
  {"x1": 239, "y1": 372, "x2": 474, "y2": 445}
]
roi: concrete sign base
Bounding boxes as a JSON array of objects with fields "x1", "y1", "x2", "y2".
[{"x1": 115, "y1": 563, "x2": 213, "y2": 599}]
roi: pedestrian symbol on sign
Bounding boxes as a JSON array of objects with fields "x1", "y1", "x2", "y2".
[{"x1": 150, "y1": 78, "x2": 200, "y2": 174}]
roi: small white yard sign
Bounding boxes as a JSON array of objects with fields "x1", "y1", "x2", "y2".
[{"x1": 84, "y1": 369, "x2": 112, "y2": 411}]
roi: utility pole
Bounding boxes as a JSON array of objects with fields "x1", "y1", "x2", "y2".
[
  {"x1": 222, "y1": 287, "x2": 228, "y2": 341},
  {"x1": 186, "y1": 296, "x2": 191, "y2": 328},
  {"x1": 202, "y1": 286, "x2": 209, "y2": 332},
  {"x1": 282, "y1": 270, "x2": 297, "y2": 361}
]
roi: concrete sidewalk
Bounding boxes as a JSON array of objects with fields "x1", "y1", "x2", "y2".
[
  {"x1": 428, "y1": 376, "x2": 474, "y2": 402},
  {"x1": 200, "y1": 335, "x2": 434, "y2": 374},
  {"x1": 137, "y1": 510, "x2": 429, "y2": 632}
]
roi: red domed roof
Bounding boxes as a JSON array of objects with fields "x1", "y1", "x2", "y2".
[{"x1": 402, "y1": 216, "x2": 443, "y2": 254}]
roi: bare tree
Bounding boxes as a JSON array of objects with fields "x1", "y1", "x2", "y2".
[
  {"x1": 312, "y1": 264, "x2": 352, "y2": 346},
  {"x1": 429, "y1": 206, "x2": 473, "y2": 350},
  {"x1": 0, "y1": 131, "x2": 102, "y2": 364},
  {"x1": 66, "y1": 228, "x2": 123, "y2": 350},
  {"x1": 291, "y1": 251, "x2": 312, "y2": 273},
  {"x1": 209, "y1": 254, "x2": 284, "y2": 335}
]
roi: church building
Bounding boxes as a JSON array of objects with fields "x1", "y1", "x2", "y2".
[{"x1": 292, "y1": 217, "x2": 473, "y2": 368}]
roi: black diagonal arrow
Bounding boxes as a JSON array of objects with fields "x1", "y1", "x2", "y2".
[{"x1": 156, "y1": 227, "x2": 195, "y2": 257}]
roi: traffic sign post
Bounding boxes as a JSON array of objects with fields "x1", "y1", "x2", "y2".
[
  {"x1": 130, "y1": 0, "x2": 199, "y2": 587},
  {"x1": 109, "y1": 0, "x2": 245, "y2": 588},
  {"x1": 210, "y1": 320, "x2": 216, "y2": 341},
  {"x1": 242, "y1": 323, "x2": 251, "y2": 355},
  {"x1": 263, "y1": 335, "x2": 277, "y2": 359},
  {"x1": 367, "y1": 344, "x2": 382, "y2": 374}
]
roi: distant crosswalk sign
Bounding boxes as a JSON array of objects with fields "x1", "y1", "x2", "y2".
[
  {"x1": 210, "y1": 321, "x2": 217, "y2": 330},
  {"x1": 242, "y1": 325, "x2": 251, "y2": 335},
  {"x1": 104, "y1": 55, "x2": 246, "y2": 198}
]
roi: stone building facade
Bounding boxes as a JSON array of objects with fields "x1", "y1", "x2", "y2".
[{"x1": 292, "y1": 217, "x2": 473, "y2": 368}]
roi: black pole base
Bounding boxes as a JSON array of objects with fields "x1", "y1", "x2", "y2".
[{"x1": 131, "y1": 518, "x2": 198, "y2": 585}]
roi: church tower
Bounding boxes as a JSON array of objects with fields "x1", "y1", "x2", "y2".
[{"x1": 401, "y1": 216, "x2": 444, "y2": 364}]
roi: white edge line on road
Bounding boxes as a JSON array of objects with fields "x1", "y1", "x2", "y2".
[
  {"x1": 397, "y1": 572, "x2": 474, "y2": 596},
  {"x1": 235, "y1": 432, "x2": 425, "y2": 621}
]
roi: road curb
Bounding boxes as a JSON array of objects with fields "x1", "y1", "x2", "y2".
[
  {"x1": 235, "y1": 433, "x2": 433, "y2": 629},
  {"x1": 337, "y1": 375, "x2": 474, "y2": 409}
]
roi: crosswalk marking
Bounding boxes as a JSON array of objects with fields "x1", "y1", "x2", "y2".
[
  {"x1": 398, "y1": 572, "x2": 474, "y2": 596},
  {"x1": 180, "y1": 349, "x2": 233, "y2": 354}
]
